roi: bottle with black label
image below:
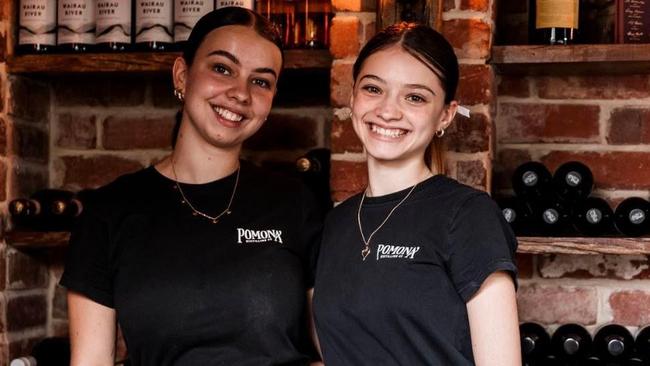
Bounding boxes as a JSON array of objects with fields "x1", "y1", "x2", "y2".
[
  {"x1": 551, "y1": 323, "x2": 593, "y2": 363},
  {"x1": 17, "y1": 0, "x2": 57, "y2": 53},
  {"x1": 135, "y1": 0, "x2": 173, "y2": 51},
  {"x1": 174, "y1": 0, "x2": 213, "y2": 48},
  {"x1": 215, "y1": 0, "x2": 255, "y2": 10},
  {"x1": 593, "y1": 324, "x2": 634, "y2": 364},
  {"x1": 614, "y1": 197, "x2": 650, "y2": 237},
  {"x1": 520, "y1": 322, "x2": 551, "y2": 366},
  {"x1": 496, "y1": 196, "x2": 534, "y2": 236},
  {"x1": 530, "y1": 198, "x2": 574, "y2": 236},
  {"x1": 512, "y1": 162, "x2": 554, "y2": 203},
  {"x1": 57, "y1": 0, "x2": 96, "y2": 52},
  {"x1": 634, "y1": 325, "x2": 650, "y2": 362},
  {"x1": 571, "y1": 197, "x2": 616, "y2": 237},
  {"x1": 553, "y1": 161, "x2": 593, "y2": 203},
  {"x1": 96, "y1": 0, "x2": 132, "y2": 51},
  {"x1": 529, "y1": 0, "x2": 580, "y2": 44}
]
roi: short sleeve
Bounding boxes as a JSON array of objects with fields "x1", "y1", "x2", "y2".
[
  {"x1": 60, "y1": 204, "x2": 115, "y2": 308},
  {"x1": 446, "y1": 193, "x2": 518, "y2": 303},
  {"x1": 299, "y1": 185, "x2": 324, "y2": 289}
]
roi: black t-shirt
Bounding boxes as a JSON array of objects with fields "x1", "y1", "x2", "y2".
[
  {"x1": 60, "y1": 161, "x2": 322, "y2": 366},
  {"x1": 313, "y1": 175, "x2": 517, "y2": 365}
]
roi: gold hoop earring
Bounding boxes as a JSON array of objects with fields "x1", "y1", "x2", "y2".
[
  {"x1": 435, "y1": 128, "x2": 445, "y2": 138},
  {"x1": 173, "y1": 88, "x2": 185, "y2": 102}
]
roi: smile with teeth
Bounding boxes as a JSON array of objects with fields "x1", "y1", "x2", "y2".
[
  {"x1": 214, "y1": 106, "x2": 244, "y2": 122},
  {"x1": 370, "y1": 123, "x2": 407, "y2": 138}
]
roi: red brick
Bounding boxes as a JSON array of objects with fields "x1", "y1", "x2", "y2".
[
  {"x1": 9, "y1": 76, "x2": 50, "y2": 123},
  {"x1": 56, "y1": 113, "x2": 97, "y2": 149},
  {"x1": 331, "y1": 113, "x2": 362, "y2": 153},
  {"x1": 331, "y1": 61, "x2": 354, "y2": 108},
  {"x1": 443, "y1": 0, "x2": 455, "y2": 11},
  {"x1": 457, "y1": 64, "x2": 493, "y2": 105},
  {"x1": 0, "y1": 246, "x2": 6, "y2": 291},
  {"x1": 0, "y1": 77, "x2": 5, "y2": 112},
  {"x1": 493, "y1": 148, "x2": 533, "y2": 190},
  {"x1": 456, "y1": 160, "x2": 487, "y2": 188},
  {"x1": 53, "y1": 284, "x2": 68, "y2": 319},
  {"x1": 498, "y1": 75, "x2": 530, "y2": 97},
  {"x1": 541, "y1": 151, "x2": 650, "y2": 190},
  {"x1": 11, "y1": 164, "x2": 48, "y2": 199},
  {"x1": 60, "y1": 155, "x2": 144, "y2": 189},
  {"x1": 610, "y1": 291, "x2": 650, "y2": 326},
  {"x1": 331, "y1": 0, "x2": 375, "y2": 12},
  {"x1": 517, "y1": 285, "x2": 598, "y2": 325},
  {"x1": 539, "y1": 254, "x2": 650, "y2": 280},
  {"x1": 52, "y1": 75, "x2": 147, "y2": 107},
  {"x1": 607, "y1": 108, "x2": 650, "y2": 144},
  {"x1": 446, "y1": 112, "x2": 490, "y2": 153},
  {"x1": 516, "y1": 253, "x2": 534, "y2": 279},
  {"x1": 12, "y1": 124, "x2": 49, "y2": 163},
  {"x1": 6, "y1": 294, "x2": 48, "y2": 331},
  {"x1": 244, "y1": 113, "x2": 318, "y2": 150},
  {"x1": 537, "y1": 75, "x2": 650, "y2": 100},
  {"x1": 362, "y1": 21, "x2": 377, "y2": 46},
  {"x1": 460, "y1": 0, "x2": 489, "y2": 11},
  {"x1": 0, "y1": 160, "x2": 6, "y2": 202},
  {"x1": 442, "y1": 19, "x2": 491, "y2": 60},
  {"x1": 499, "y1": 103, "x2": 600, "y2": 143},
  {"x1": 0, "y1": 117, "x2": 7, "y2": 156},
  {"x1": 6, "y1": 249, "x2": 48, "y2": 290},
  {"x1": 103, "y1": 114, "x2": 175, "y2": 150},
  {"x1": 331, "y1": 160, "x2": 367, "y2": 202},
  {"x1": 498, "y1": 0, "x2": 528, "y2": 13},
  {"x1": 330, "y1": 17, "x2": 361, "y2": 59}
]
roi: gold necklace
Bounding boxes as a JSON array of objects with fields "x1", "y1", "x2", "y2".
[
  {"x1": 357, "y1": 183, "x2": 419, "y2": 261},
  {"x1": 171, "y1": 159, "x2": 240, "y2": 224}
]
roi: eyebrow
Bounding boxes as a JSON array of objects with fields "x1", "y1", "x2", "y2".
[
  {"x1": 207, "y1": 49, "x2": 278, "y2": 79},
  {"x1": 359, "y1": 74, "x2": 436, "y2": 95}
]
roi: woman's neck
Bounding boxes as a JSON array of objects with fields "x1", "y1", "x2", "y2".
[{"x1": 366, "y1": 158, "x2": 434, "y2": 197}]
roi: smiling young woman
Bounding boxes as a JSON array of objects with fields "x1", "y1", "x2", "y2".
[
  {"x1": 312, "y1": 23, "x2": 521, "y2": 366},
  {"x1": 61, "y1": 8, "x2": 322, "y2": 366}
]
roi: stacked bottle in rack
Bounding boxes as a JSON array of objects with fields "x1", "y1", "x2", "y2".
[
  {"x1": 8, "y1": 189, "x2": 93, "y2": 232},
  {"x1": 498, "y1": 161, "x2": 650, "y2": 237}
]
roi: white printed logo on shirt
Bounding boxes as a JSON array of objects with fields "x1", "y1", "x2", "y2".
[
  {"x1": 376, "y1": 244, "x2": 420, "y2": 260},
  {"x1": 236, "y1": 228, "x2": 283, "y2": 244}
]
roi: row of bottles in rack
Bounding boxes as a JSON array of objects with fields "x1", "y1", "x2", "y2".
[
  {"x1": 498, "y1": 161, "x2": 650, "y2": 237},
  {"x1": 17, "y1": 0, "x2": 332, "y2": 53},
  {"x1": 521, "y1": 322, "x2": 650, "y2": 365}
]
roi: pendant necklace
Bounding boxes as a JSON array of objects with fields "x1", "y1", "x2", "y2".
[
  {"x1": 357, "y1": 183, "x2": 419, "y2": 261},
  {"x1": 171, "y1": 158, "x2": 240, "y2": 224}
]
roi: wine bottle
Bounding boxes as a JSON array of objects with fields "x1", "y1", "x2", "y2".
[
  {"x1": 9, "y1": 189, "x2": 85, "y2": 231},
  {"x1": 571, "y1": 197, "x2": 616, "y2": 237},
  {"x1": 215, "y1": 0, "x2": 256, "y2": 10},
  {"x1": 530, "y1": 0, "x2": 580, "y2": 45},
  {"x1": 551, "y1": 323, "x2": 593, "y2": 362},
  {"x1": 9, "y1": 337, "x2": 70, "y2": 366},
  {"x1": 593, "y1": 324, "x2": 635, "y2": 363},
  {"x1": 584, "y1": 356, "x2": 604, "y2": 365},
  {"x1": 174, "y1": 0, "x2": 213, "y2": 47},
  {"x1": 512, "y1": 162, "x2": 554, "y2": 203},
  {"x1": 634, "y1": 325, "x2": 650, "y2": 362},
  {"x1": 295, "y1": 148, "x2": 333, "y2": 214},
  {"x1": 57, "y1": 0, "x2": 96, "y2": 52},
  {"x1": 135, "y1": 0, "x2": 173, "y2": 51},
  {"x1": 614, "y1": 197, "x2": 650, "y2": 237},
  {"x1": 530, "y1": 198, "x2": 574, "y2": 236},
  {"x1": 8, "y1": 197, "x2": 42, "y2": 231},
  {"x1": 520, "y1": 322, "x2": 551, "y2": 366},
  {"x1": 496, "y1": 196, "x2": 534, "y2": 236},
  {"x1": 95, "y1": 0, "x2": 132, "y2": 52},
  {"x1": 553, "y1": 161, "x2": 593, "y2": 202},
  {"x1": 17, "y1": 0, "x2": 57, "y2": 54}
]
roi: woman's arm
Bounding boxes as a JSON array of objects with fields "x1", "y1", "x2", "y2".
[
  {"x1": 68, "y1": 291, "x2": 117, "y2": 366},
  {"x1": 466, "y1": 271, "x2": 521, "y2": 366},
  {"x1": 307, "y1": 289, "x2": 324, "y2": 366}
]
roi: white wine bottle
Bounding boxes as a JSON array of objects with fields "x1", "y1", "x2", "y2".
[
  {"x1": 57, "y1": 0, "x2": 96, "y2": 52},
  {"x1": 530, "y1": 0, "x2": 579, "y2": 45},
  {"x1": 174, "y1": 0, "x2": 213, "y2": 47},
  {"x1": 135, "y1": 0, "x2": 173, "y2": 51},
  {"x1": 96, "y1": 0, "x2": 132, "y2": 52},
  {"x1": 215, "y1": 0, "x2": 255, "y2": 10},
  {"x1": 17, "y1": 0, "x2": 57, "y2": 54}
]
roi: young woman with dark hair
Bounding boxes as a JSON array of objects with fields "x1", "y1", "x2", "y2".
[
  {"x1": 62, "y1": 7, "x2": 322, "y2": 366},
  {"x1": 312, "y1": 23, "x2": 520, "y2": 365}
]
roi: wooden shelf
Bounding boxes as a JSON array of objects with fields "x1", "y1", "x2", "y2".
[
  {"x1": 4, "y1": 231, "x2": 70, "y2": 250},
  {"x1": 517, "y1": 236, "x2": 650, "y2": 255},
  {"x1": 6, "y1": 49, "x2": 332, "y2": 74},
  {"x1": 490, "y1": 44, "x2": 650, "y2": 75}
]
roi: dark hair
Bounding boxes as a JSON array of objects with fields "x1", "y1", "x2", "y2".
[
  {"x1": 352, "y1": 22, "x2": 458, "y2": 104},
  {"x1": 182, "y1": 7, "x2": 283, "y2": 67}
]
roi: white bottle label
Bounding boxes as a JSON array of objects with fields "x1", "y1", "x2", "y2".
[
  {"x1": 19, "y1": 0, "x2": 57, "y2": 46},
  {"x1": 136, "y1": 1, "x2": 173, "y2": 43},
  {"x1": 215, "y1": 0, "x2": 254, "y2": 10},
  {"x1": 58, "y1": 0, "x2": 96, "y2": 45},
  {"x1": 174, "y1": 0, "x2": 213, "y2": 43},
  {"x1": 96, "y1": 0, "x2": 132, "y2": 44}
]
